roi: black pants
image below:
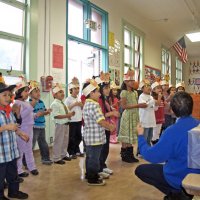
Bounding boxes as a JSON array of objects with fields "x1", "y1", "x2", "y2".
[
  {"x1": 68, "y1": 121, "x2": 82, "y2": 155},
  {"x1": 0, "y1": 159, "x2": 19, "y2": 197},
  {"x1": 135, "y1": 164, "x2": 180, "y2": 195},
  {"x1": 99, "y1": 130, "x2": 110, "y2": 171}
]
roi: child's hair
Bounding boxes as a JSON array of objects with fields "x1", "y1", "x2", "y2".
[
  {"x1": 170, "y1": 92, "x2": 193, "y2": 117},
  {"x1": 99, "y1": 82, "x2": 110, "y2": 113},
  {"x1": 15, "y1": 87, "x2": 28, "y2": 99},
  {"x1": 121, "y1": 81, "x2": 134, "y2": 91},
  {"x1": 151, "y1": 91, "x2": 164, "y2": 101},
  {"x1": 0, "y1": 72, "x2": 2, "y2": 76},
  {"x1": 109, "y1": 88, "x2": 120, "y2": 104}
]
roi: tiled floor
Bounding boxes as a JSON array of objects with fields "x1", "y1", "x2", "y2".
[{"x1": 6, "y1": 143, "x2": 163, "y2": 200}]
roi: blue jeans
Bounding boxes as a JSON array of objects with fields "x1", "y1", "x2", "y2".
[
  {"x1": 0, "y1": 159, "x2": 19, "y2": 198},
  {"x1": 143, "y1": 128, "x2": 153, "y2": 146},
  {"x1": 32, "y1": 128, "x2": 50, "y2": 161},
  {"x1": 85, "y1": 145, "x2": 103, "y2": 181}
]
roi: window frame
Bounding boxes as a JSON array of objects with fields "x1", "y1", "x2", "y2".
[
  {"x1": 161, "y1": 47, "x2": 171, "y2": 83},
  {"x1": 0, "y1": 0, "x2": 27, "y2": 75},
  {"x1": 122, "y1": 20, "x2": 144, "y2": 82},
  {"x1": 175, "y1": 57, "x2": 183, "y2": 84},
  {"x1": 66, "y1": 0, "x2": 108, "y2": 91}
]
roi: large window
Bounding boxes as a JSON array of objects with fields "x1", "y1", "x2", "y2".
[
  {"x1": 161, "y1": 48, "x2": 171, "y2": 82},
  {"x1": 67, "y1": 0, "x2": 108, "y2": 87},
  {"x1": 0, "y1": 0, "x2": 27, "y2": 72},
  {"x1": 176, "y1": 57, "x2": 183, "y2": 84},
  {"x1": 123, "y1": 21, "x2": 144, "y2": 81}
]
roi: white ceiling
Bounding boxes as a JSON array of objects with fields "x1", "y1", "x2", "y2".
[{"x1": 123, "y1": 0, "x2": 200, "y2": 58}]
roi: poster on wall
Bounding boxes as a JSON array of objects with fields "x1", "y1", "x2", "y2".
[
  {"x1": 109, "y1": 66, "x2": 120, "y2": 85},
  {"x1": 53, "y1": 44, "x2": 63, "y2": 69},
  {"x1": 144, "y1": 65, "x2": 161, "y2": 84}
]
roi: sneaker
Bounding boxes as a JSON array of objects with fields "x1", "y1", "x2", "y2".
[
  {"x1": 103, "y1": 168, "x2": 113, "y2": 175},
  {"x1": 54, "y1": 160, "x2": 65, "y2": 165},
  {"x1": 18, "y1": 172, "x2": 29, "y2": 178},
  {"x1": 42, "y1": 160, "x2": 53, "y2": 165},
  {"x1": 30, "y1": 169, "x2": 39, "y2": 176},
  {"x1": 70, "y1": 155, "x2": 77, "y2": 159},
  {"x1": 87, "y1": 179, "x2": 106, "y2": 186},
  {"x1": 16, "y1": 177, "x2": 24, "y2": 183},
  {"x1": 98, "y1": 172, "x2": 110, "y2": 179},
  {"x1": 62, "y1": 156, "x2": 71, "y2": 161},
  {"x1": 76, "y1": 152, "x2": 84, "y2": 157},
  {"x1": 8, "y1": 191, "x2": 28, "y2": 199}
]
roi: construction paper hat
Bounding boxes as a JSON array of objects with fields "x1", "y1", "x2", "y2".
[
  {"x1": 176, "y1": 82, "x2": 185, "y2": 89},
  {"x1": 151, "y1": 81, "x2": 160, "y2": 90},
  {"x1": 82, "y1": 79, "x2": 99, "y2": 97},
  {"x1": 52, "y1": 83, "x2": 64, "y2": 96},
  {"x1": 139, "y1": 79, "x2": 151, "y2": 89},
  {"x1": 29, "y1": 80, "x2": 39, "y2": 93},
  {"x1": 160, "y1": 80, "x2": 169, "y2": 86},
  {"x1": 110, "y1": 81, "x2": 120, "y2": 89},
  {"x1": 15, "y1": 75, "x2": 28, "y2": 92},
  {"x1": 68, "y1": 77, "x2": 80, "y2": 90},
  {"x1": 123, "y1": 68, "x2": 135, "y2": 81}
]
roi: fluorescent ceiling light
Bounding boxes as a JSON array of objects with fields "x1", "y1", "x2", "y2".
[{"x1": 186, "y1": 32, "x2": 200, "y2": 42}]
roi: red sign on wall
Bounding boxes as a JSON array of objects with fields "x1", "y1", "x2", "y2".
[{"x1": 53, "y1": 44, "x2": 63, "y2": 69}]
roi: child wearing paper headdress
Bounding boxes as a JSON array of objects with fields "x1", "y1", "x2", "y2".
[
  {"x1": 64, "y1": 77, "x2": 84, "y2": 159},
  {"x1": 13, "y1": 76, "x2": 39, "y2": 177},
  {"x1": 97, "y1": 72, "x2": 120, "y2": 176},
  {"x1": 151, "y1": 81, "x2": 165, "y2": 145},
  {"x1": 82, "y1": 79, "x2": 115, "y2": 186},
  {"x1": 176, "y1": 82, "x2": 185, "y2": 92},
  {"x1": 0, "y1": 82, "x2": 29, "y2": 199},
  {"x1": 28, "y1": 80, "x2": 52, "y2": 165},
  {"x1": 118, "y1": 69, "x2": 147, "y2": 163},
  {"x1": 50, "y1": 83, "x2": 75, "y2": 164},
  {"x1": 109, "y1": 81, "x2": 120, "y2": 144},
  {"x1": 138, "y1": 79, "x2": 156, "y2": 146}
]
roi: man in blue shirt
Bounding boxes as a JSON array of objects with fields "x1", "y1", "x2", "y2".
[{"x1": 135, "y1": 92, "x2": 200, "y2": 200}]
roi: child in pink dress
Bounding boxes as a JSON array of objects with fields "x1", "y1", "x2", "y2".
[{"x1": 109, "y1": 81, "x2": 120, "y2": 144}]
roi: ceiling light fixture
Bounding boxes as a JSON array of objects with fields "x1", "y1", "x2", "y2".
[{"x1": 186, "y1": 32, "x2": 200, "y2": 42}]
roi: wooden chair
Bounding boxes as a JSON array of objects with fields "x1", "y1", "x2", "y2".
[{"x1": 182, "y1": 174, "x2": 200, "y2": 200}]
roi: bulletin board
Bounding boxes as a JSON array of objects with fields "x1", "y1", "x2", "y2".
[{"x1": 144, "y1": 65, "x2": 161, "y2": 84}]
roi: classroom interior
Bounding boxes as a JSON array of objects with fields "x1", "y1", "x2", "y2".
[{"x1": 1, "y1": 0, "x2": 200, "y2": 199}]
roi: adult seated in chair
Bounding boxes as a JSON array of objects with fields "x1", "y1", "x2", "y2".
[{"x1": 135, "y1": 92, "x2": 200, "y2": 200}]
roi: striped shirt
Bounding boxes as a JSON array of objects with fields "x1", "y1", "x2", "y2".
[
  {"x1": 83, "y1": 99, "x2": 106, "y2": 146},
  {"x1": 30, "y1": 99, "x2": 46, "y2": 128},
  {"x1": 0, "y1": 111, "x2": 19, "y2": 163}
]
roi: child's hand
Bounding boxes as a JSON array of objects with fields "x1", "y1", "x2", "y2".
[
  {"x1": 112, "y1": 111, "x2": 120, "y2": 117},
  {"x1": 46, "y1": 108, "x2": 52, "y2": 114},
  {"x1": 35, "y1": 111, "x2": 43, "y2": 118},
  {"x1": 138, "y1": 103, "x2": 147, "y2": 108},
  {"x1": 137, "y1": 123, "x2": 144, "y2": 135},
  {"x1": 70, "y1": 111, "x2": 75, "y2": 117},
  {"x1": 6, "y1": 123, "x2": 19, "y2": 131},
  {"x1": 17, "y1": 130, "x2": 29, "y2": 142},
  {"x1": 109, "y1": 124, "x2": 116, "y2": 132},
  {"x1": 12, "y1": 104, "x2": 21, "y2": 116}
]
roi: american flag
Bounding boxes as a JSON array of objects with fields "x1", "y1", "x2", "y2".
[{"x1": 173, "y1": 37, "x2": 188, "y2": 63}]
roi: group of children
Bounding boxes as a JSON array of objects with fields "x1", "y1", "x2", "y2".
[{"x1": 0, "y1": 70, "x2": 187, "y2": 195}]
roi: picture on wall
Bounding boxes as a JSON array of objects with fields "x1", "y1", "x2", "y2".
[{"x1": 144, "y1": 65, "x2": 161, "y2": 84}]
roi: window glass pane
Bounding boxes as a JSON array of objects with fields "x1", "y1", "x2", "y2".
[
  {"x1": 135, "y1": 52, "x2": 140, "y2": 68},
  {"x1": 68, "y1": 0, "x2": 83, "y2": 38},
  {"x1": 0, "y1": 39, "x2": 23, "y2": 71},
  {"x1": 91, "y1": 8, "x2": 102, "y2": 45},
  {"x1": 0, "y1": 2, "x2": 24, "y2": 36},
  {"x1": 68, "y1": 40, "x2": 102, "y2": 87},
  {"x1": 17, "y1": 0, "x2": 25, "y2": 2},
  {"x1": 124, "y1": 47, "x2": 130, "y2": 64},
  {"x1": 124, "y1": 29, "x2": 130, "y2": 46}
]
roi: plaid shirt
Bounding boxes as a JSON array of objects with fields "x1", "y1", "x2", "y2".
[
  {"x1": 0, "y1": 111, "x2": 19, "y2": 163},
  {"x1": 83, "y1": 99, "x2": 106, "y2": 146}
]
